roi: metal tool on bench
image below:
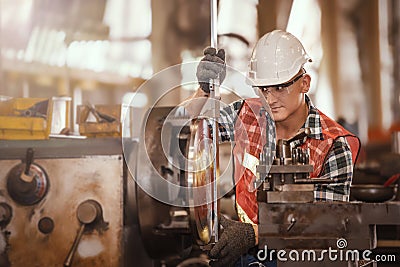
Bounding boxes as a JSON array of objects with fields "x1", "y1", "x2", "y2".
[
  {"x1": 256, "y1": 128, "x2": 315, "y2": 203},
  {"x1": 14, "y1": 99, "x2": 49, "y2": 118},
  {"x1": 256, "y1": 127, "x2": 351, "y2": 203},
  {"x1": 86, "y1": 102, "x2": 117, "y2": 123}
]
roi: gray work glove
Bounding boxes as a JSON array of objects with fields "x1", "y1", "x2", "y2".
[
  {"x1": 209, "y1": 216, "x2": 256, "y2": 267},
  {"x1": 196, "y1": 47, "x2": 226, "y2": 93}
]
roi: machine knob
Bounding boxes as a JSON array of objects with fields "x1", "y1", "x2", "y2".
[
  {"x1": 0, "y1": 203, "x2": 12, "y2": 225},
  {"x1": 64, "y1": 200, "x2": 102, "y2": 267},
  {"x1": 38, "y1": 217, "x2": 55, "y2": 234},
  {"x1": 77, "y1": 200, "x2": 101, "y2": 224},
  {"x1": 6, "y1": 148, "x2": 49, "y2": 206}
]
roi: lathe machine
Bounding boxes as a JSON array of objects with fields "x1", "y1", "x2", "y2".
[{"x1": 0, "y1": 104, "x2": 399, "y2": 267}]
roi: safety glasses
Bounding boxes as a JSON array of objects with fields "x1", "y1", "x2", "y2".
[{"x1": 254, "y1": 72, "x2": 305, "y2": 97}]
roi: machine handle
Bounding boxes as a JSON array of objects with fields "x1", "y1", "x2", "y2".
[
  {"x1": 24, "y1": 148, "x2": 34, "y2": 175},
  {"x1": 64, "y1": 224, "x2": 85, "y2": 267},
  {"x1": 286, "y1": 218, "x2": 296, "y2": 232},
  {"x1": 64, "y1": 200, "x2": 101, "y2": 267},
  {"x1": 20, "y1": 148, "x2": 35, "y2": 183}
]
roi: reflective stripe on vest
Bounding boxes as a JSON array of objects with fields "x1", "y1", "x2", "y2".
[{"x1": 233, "y1": 98, "x2": 265, "y2": 224}]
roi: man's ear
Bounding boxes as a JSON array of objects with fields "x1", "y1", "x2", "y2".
[{"x1": 301, "y1": 74, "x2": 311, "y2": 93}]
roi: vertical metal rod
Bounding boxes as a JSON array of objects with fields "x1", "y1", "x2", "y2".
[
  {"x1": 211, "y1": 118, "x2": 218, "y2": 243},
  {"x1": 210, "y1": 0, "x2": 218, "y2": 49},
  {"x1": 210, "y1": 0, "x2": 219, "y2": 243}
]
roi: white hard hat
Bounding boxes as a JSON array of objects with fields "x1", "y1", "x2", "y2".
[{"x1": 247, "y1": 30, "x2": 312, "y2": 86}]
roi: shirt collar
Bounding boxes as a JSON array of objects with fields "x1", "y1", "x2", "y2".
[{"x1": 303, "y1": 95, "x2": 324, "y2": 140}]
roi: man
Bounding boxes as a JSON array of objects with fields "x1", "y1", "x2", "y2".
[{"x1": 190, "y1": 30, "x2": 360, "y2": 267}]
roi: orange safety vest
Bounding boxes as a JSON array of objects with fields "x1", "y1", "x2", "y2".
[{"x1": 233, "y1": 98, "x2": 360, "y2": 224}]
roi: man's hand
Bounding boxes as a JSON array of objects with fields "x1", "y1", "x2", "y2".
[
  {"x1": 209, "y1": 216, "x2": 256, "y2": 267},
  {"x1": 196, "y1": 47, "x2": 226, "y2": 93}
]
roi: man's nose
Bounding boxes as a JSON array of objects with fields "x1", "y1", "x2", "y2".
[{"x1": 266, "y1": 92, "x2": 278, "y2": 103}]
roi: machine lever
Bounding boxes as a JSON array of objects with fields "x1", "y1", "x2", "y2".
[
  {"x1": 64, "y1": 200, "x2": 102, "y2": 267},
  {"x1": 64, "y1": 224, "x2": 85, "y2": 267},
  {"x1": 24, "y1": 148, "x2": 34, "y2": 175},
  {"x1": 287, "y1": 218, "x2": 296, "y2": 232},
  {"x1": 20, "y1": 148, "x2": 35, "y2": 182}
]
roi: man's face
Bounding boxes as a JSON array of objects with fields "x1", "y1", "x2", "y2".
[{"x1": 256, "y1": 71, "x2": 310, "y2": 122}]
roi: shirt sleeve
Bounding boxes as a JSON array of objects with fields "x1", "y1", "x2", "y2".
[
  {"x1": 314, "y1": 136, "x2": 353, "y2": 201},
  {"x1": 218, "y1": 100, "x2": 244, "y2": 142}
]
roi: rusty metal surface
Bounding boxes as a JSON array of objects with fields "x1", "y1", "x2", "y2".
[
  {"x1": 264, "y1": 191, "x2": 314, "y2": 203},
  {"x1": 258, "y1": 164, "x2": 314, "y2": 174},
  {"x1": 0, "y1": 156, "x2": 124, "y2": 267},
  {"x1": 258, "y1": 202, "x2": 400, "y2": 250}
]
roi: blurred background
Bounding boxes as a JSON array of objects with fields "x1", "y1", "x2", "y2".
[
  {"x1": 0, "y1": 1, "x2": 400, "y2": 266},
  {"x1": 0, "y1": 0, "x2": 399, "y2": 146}
]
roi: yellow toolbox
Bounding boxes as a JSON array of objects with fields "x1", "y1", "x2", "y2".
[
  {"x1": 0, "y1": 98, "x2": 53, "y2": 140},
  {"x1": 77, "y1": 104, "x2": 121, "y2": 137}
]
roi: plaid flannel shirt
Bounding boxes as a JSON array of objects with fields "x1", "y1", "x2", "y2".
[{"x1": 218, "y1": 95, "x2": 354, "y2": 202}]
